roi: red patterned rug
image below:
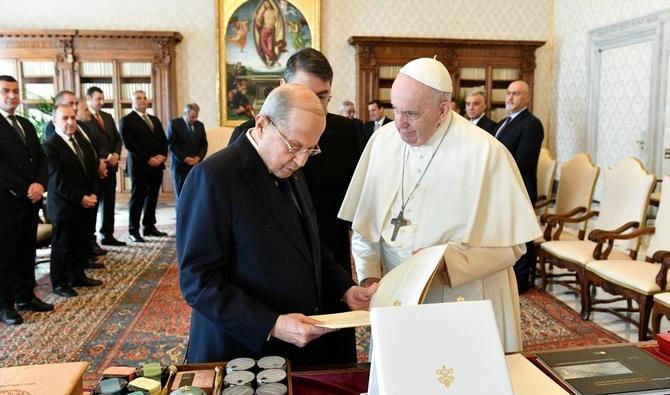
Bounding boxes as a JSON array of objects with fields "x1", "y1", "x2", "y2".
[
  {"x1": 0, "y1": 229, "x2": 190, "y2": 389},
  {"x1": 0, "y1": 234, "x2": 624, "y2": 388},
  {"x1": 520, "y1": 288, "x2": 625, "y2": 351}
]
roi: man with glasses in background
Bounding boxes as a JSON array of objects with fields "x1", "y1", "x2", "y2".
[{"x1": 178, "y1": 83, "x2": 376, "y2": 365}]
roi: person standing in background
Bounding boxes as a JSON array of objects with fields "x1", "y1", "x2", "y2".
[
  {"x1": 167, "y1": 103, "x2": 208, "y2": 202},
  {"x1": 0, "y1": 75, "x2": 52, "y2": 324},
  {"x1": 120, "y1": 90, "x2": 169, "y2": 243},
  {"x1": 84, "y1": 86, "x2": 125, "y2": 247}
]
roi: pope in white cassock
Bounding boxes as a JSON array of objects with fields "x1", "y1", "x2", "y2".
[{"x1": 338, "y1": 57, "x2": 541, "y2": 352}]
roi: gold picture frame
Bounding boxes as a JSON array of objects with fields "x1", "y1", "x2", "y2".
[{"x1": 217, "y1": 0, "x2": 321, "y2": 127}]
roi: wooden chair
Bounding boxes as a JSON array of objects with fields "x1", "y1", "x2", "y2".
[
  {"x1": 537, "y1": 158, "x2": 655, "y2": 297},
  {"x1": 535, "y1": 148, "x2": 557, "y2": 216},
  {"x1": 537, "y1": 153, "x2": 600, "y2": 242},
  {"x1": 581, "y1": 175, "x2": 670, "y2": 340},
  {"x1": 652, "y1": 291, "x2": 670, "y2": 334}
]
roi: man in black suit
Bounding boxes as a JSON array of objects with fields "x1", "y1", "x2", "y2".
[
  {"x1": 0, "y1": 75, "x2": 53, "y2": 325},
  {"x1": 167, "y1": 102, "x2": 208, "y2": 202},
  {"x1": 494, "y1": 80, "x2": 544, "y2": 293},
  {"x1": 45, "y1": 91, "x2": 108, "y2": 260},
  {"x1": 178, "y1": 83, "x2": 376, "y2": 365},
  {"x1": 120, "y1": 90, "x2": 169, "y2": 243},
  {"x1": 229, "y1": 48, "x2": 360, "y2": 276},
  {"x1": 84, "y1": 86, "x2": 125, "y2": 246},
  {"x1": 43, "y1": 105, "x2": 103, "y2": 298},
  {"x1": 465, "y1": 91, "x2": 496, "y2": 135},
  {"x1": 360, "y1": 99, "x2": 392, "y2": 149}
]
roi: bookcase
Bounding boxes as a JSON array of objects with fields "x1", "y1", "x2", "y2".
[
  {"x1": 348, "y1": 36, "x2": 545, "y2": 122},
  {"x1": 0, "y1": 29, "x2": 182, "y2": 200}
]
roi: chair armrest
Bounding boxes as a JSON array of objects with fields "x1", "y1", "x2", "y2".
[
  {"x1": 656, "y1": 253, "x2": 670, "y2": 290},
  {"x1": 546, "y1": 210, "x2": 598, "y2": 241},
  {"x1": 588, "y1": 221, "x2": 641, "y2": 242},
  {"x1": 535, "y1": 197, "x2": 554, "y2": 211},
  {"x1": 652, "y1": 250, "x2": 670, "y2": 263},
  {"x1": 590, "y1": 223, "x2": 651, "y2": 261}
]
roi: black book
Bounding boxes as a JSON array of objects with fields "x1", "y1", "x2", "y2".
[{"x1": 536, "y1": 345, "x2": 670, "y2": 395}]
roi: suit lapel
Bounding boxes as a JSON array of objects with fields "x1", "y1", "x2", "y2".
[
  {"x1": 0, "y1": 115, "x2": 28, "y2": 150},
  {"x1": 236, "y1": 137, "x2": 312, "y2": 261}
]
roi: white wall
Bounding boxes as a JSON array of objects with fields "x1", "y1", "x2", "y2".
[
  {"x1": 0, "y1": 0, "x2": 219, "y2": 128},
  {"x1": 551, "y1": 0, "x2": 669, "y2": 168}
]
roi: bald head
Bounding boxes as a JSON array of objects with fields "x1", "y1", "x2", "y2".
[
  {"x1": 505, "y1": 80, "x2": 530, "y2": 113},
  {"x1": 254, "y1": 83, "x2": 326, "y2": 178}
]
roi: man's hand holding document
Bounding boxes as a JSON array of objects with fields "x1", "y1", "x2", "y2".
[{"x1": 310, "y1": 244, "x2": 447, "y2": 328}]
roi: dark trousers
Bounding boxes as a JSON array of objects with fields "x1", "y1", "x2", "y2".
[
  {"x1": 98, "y1": 171, "x2": 118, "y2": 237},
  {"x1": 0, "y1": 207, "x2": 39, "y2": 308},
  {"x1": 317, "y1": 216, "x2": 353, "y2": 275},
  {"x1": 513, "y1": 241, "x2": 537, "y2": 293},
  {"x1": 50, "y1": 217, "x2": 89, "y2": 287},
  {"x1": 171, "y1": 165, "x2": 192, "y2": 204},
  {"x1": 128, "y1": 170, "x2": 163, "y2": 233}
]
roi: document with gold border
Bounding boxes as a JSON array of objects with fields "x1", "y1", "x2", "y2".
[{"x1": 311, "y1": 244, "x2": 447, "y2": 329}]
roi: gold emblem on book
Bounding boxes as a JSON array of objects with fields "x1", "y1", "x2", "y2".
[
  {"x1": 456, "y1": 296, "x2": 465, "y2": 302},
  {"x1": 436, "y1": 364, "x2": 455, "y2": 388},
  {"x1": 393, "y1": 300, "x2": 401, "y2": 306}
]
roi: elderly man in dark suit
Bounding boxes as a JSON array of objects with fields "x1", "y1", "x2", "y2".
[
  {"x1": 494, "y1": 80, "x2": 544, "y2": 293},
  {"x1": 465, "y1": 91, "x2": 497, "y2": 135},
  {"x1": 178, "y1": 83, "x2": 376, "y2": 365},
  {"x1": 84, "y1": 86, "x2": 125, "y2": 246},
  {"x1": 167, "y1": 102, "x2": 208, "y2": 201},
  {"x1": 229, "y1": 48, "x2": 360, "y2": 277},
  {"x1": 43, "y1": 105, "x2": 103, "y2": 298},
  {"x1": 120, "y1": 90, "x2": 168, "y2": 243},
  {"x1": 45, "y1": 91, "x2": 108, "y2": 259},
  {"x1": 0, "y1": 75, "x2": 52, "y2": 325}
]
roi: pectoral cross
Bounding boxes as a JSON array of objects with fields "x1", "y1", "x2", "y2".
[{"x1": 390, "y1": 210, "x2": 410, "y2": 241}]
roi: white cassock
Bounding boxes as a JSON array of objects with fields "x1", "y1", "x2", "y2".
[{"x1": 338, "y1": 111, "x2": 541, "y2": 352}]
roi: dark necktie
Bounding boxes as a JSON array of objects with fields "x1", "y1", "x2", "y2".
[
  {"x1": 274, "y1": 175, "x2": 308, "y2": 243},
  {"x1": 95, "y1": 112, "x2": 106, "y2": 132},
  {"x1": 8, "y1": 115, "x2": 27, "y2": 145},
  {"x1": 142, "y1": 114, "x2": 154, "y2": 132},
  {"x1": 495, "y1": 116, "x2": 512, "y2": 139},
  {"x1": 69, "y1": 136, "x2": 87, "y2": 173}
]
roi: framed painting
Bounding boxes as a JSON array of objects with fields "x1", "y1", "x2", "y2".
[{"x1": 217, "y1": 0, "x2": 320, "y2": 126}]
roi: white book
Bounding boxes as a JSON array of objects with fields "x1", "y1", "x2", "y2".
[{"x1": 368, "y1": 301, "x2": 513, "y2": 395}]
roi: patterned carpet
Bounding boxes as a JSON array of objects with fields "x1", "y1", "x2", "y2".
[
  {"x1": 0, "y1": 236, "x2": 624, "y2": 388},
  {"x1": 0, "y1": 229, "x2": 189, "y2": 389}
]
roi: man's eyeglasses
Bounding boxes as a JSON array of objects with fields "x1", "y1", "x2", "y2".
[{"x1": 268, "y1": 119, "x2": 321, "y2": 157}]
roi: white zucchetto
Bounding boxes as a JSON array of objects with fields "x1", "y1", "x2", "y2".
[{"x1": 398, "y1": 57, "x2": 453, "y2": 93}]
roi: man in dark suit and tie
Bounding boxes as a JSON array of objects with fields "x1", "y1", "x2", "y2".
[
  {"x1": 229, "y1": 48, "x2": 360, "y2": 277},
  {"x1": 465, "y1": 91, "x2": 496, "y2": 135},
  {"x1": 178, "y1": 83, "x2": 376, "y2": 365},
  {"x1": 0, "y1": 75, "x2": 53, "y2": 325},
  {"x1": 45, "y1": 91, "x2": 108, "y2": 260},
  {"x1": 120, "y1": 90, "x2": 169, "y2": 243},
  {"x1": 494, "y1": 80, "x2": 544, "y2": 293},
  {"x1": 360, "y1": 99, "x2": 392, "y2": 149},
  {"x1": 84, "y1": 86, "x2": 126, "y2": 246},
  {"x1": 43, "y1": 105, "x2": 103, "y2": 298},
  {"x1": 167, "y1": 102, "x2": 208, "y2": 202}
]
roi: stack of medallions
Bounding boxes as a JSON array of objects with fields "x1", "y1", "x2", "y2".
[{"x1": 222, "y1": 356, "x2": 288, "y2": 395}]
